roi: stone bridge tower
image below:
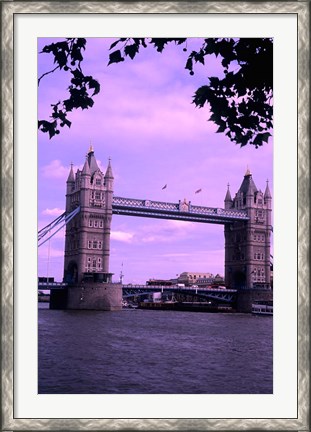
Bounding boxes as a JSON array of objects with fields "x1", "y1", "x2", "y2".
[
  {"x1": 224, "y1": 169, "x2": 272, "y2": 290},
  {"x1": 63, "y1": 146, "x2": 114, "y2": 284}
]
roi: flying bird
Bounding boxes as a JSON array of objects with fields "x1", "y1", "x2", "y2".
[
  {"x1": 195, "y1": 188, "x2": 202, "y2": 194},
  {"x1": 162, "y1": 184, "x2": 167, "y2": 190}
]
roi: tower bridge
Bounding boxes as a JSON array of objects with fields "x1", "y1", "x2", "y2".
[
  {"x1": 39, "y1": 146, "x2": 273, "y2": 311},
  {"x1": 121, "y1": 284, "x2": 237, "y2": 303},
  {"x1": 38, "y1": 281, "x2": 237, "y2": 304},
  {"x1": 112, "y1": 196, "x2": 249, "y2": 224}
]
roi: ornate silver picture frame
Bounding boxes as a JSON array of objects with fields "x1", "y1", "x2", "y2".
[{"x1": 1, "y1": 1, "x2": 309, "y2": 430}]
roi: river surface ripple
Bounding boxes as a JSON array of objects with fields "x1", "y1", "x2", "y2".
[{"x1": 38, "y1": 305, "x2": 272, "y2": 394}]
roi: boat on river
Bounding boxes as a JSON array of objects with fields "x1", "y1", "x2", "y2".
[{"x1": 251, "y1": 301, "x2": 273, "y2": 316}]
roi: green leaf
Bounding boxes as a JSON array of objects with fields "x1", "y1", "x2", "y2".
[
  {"x1": 261, "y1": 132, "x2": 271, "y2": 143},
  {"x1": 88, "y1": 78, "x2": 100, "y2": 95},
  {"x1": 109, "y1": 39, "x2": 123, "y2": 50},
  {"x1": 108, "y1": 50, "x2": 124, "y2": 65},
  {"x1": 150, "y1": 38, "x2": 168, "y2": 52},
  {"x1": 253, "y1": 134, "x2": 264, "y2": 146},
  {"x1": 185, "y1": 58, "x2": 193, "y2": 72},
  {"x1": 216, "y1": 122, "x2": 226, "y2": 133},
  {"x1": 76, "y1": 38, "x2": 86, "y2": 49},
  {"x1": 124, "y1": 43, "x2": 139, "y2": 60},
  {"x1": 38, "y1": 120, "x2": 57, "y2": 139}
]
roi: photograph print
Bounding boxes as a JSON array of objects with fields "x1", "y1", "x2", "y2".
[{"x1": 38, "y1": 37, "x2": 273, "y2": 394}]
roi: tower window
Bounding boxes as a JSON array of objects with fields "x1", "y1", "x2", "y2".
[
  {"x1": 99, "y1": 220, "x2": 103, "y2": 228},
  {"x1": 95, "y1": 192, "x2": 101, "y2": 200},
  {"x1": 89, "y1": 219, "x2": 93, "y2": 227},
  {"x1": 96, "y1": 179, "x2": 101, "y2": 186},
  {"x1": 93, "y1": 241, "x2": 98, "y2": 249},
  {"x1": 94, "y1": 220, "x2": 98, "y2": 228},
  {"x1": 88, "y1": 241, "x2": 92, "y2": 249}
]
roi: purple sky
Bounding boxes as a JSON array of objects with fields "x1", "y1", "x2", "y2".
[{"x1": 38, "y1": 38, "x2": 273, "y2": 284}]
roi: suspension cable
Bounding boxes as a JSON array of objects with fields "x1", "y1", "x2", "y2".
[
  {"x1": 38, "y1": 212, "x2": 67, "y2": 242},
  {"x1": 38, "y1": 206, "x2": 80, "y2": 247}
]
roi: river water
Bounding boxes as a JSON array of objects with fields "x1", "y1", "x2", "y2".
[{"x1": 38, "y1": 304, "x2": 272, "y2": 394}]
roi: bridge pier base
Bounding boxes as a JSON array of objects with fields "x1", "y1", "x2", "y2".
[
  {"x1": 50, "y1": 283, "x2": 122, "y2": 311},
  {"x1": 236, "y1": 289, "x2": 273, "y2": 313}
]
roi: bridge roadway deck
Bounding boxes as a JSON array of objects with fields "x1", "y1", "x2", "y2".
[
  {"x1": 39, "y1": 283, "x2": 237, "y2": 304},
  {"x1": 38, "y1": 282, "x2": 237, "y2": 294},
  {"x1": 122, "y1": 285, "x2": 237, "y2": 303},
  {"x1": 122, "y1": 284, "x2": 237, "y2": 293},
  {"x1": 112, "y1": 196, "x2": 248, "y2": 224}
]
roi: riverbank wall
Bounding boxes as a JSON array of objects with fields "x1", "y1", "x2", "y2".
[
  {"x1": 50, "y1": 282, "x2": 122, "y2": 311},
  {"x1": 236, "y1": 289, "x2": 273, "y2": 313}
]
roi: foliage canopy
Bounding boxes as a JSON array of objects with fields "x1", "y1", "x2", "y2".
[{"x1": 38, "y1": 37, "x2": 273, "y2": 148}]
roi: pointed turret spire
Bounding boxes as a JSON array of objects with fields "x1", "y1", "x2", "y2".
[
  {"x1": 225, "y1": 183, "x2": 232, "y2": 202},
  {"x1": 87, "y1": 145, "x2": 99, "y2": 175},
  {"x1": 245, "y1": 165, "x2": 251, "y2": 176},
  {"x1": 238, "y1": 167, "x2": 257, "y2": 196},
  {"x1": 264, "y1": 179, "x2": 272, "y2": 198},
  {"x1": 66, "y1": 163, "x2": 75, "y2": 183},
  {"x1": 82, "y1": 155, "x2": 90, "y2": 176},
  {"x1": 104, "y1": 158, "x2": 114, "y2": 179}
]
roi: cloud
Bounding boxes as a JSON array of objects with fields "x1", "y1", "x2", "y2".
[
  {"x1": 41, "y1": 159, "x2": 71, "y2": 179},
  {"x1": 40, "y1": 158, "x2": 112, "y2": 180},
  {"x1": 111, "y1": 230, "x2": 134, "y2": 243},
  {"x1": 161, "y1": 252, "x2": 192, "y2": 258},
  {"x1": 42, "y1": 207, "x2": 64, "y2": 216},
  {"x1": 111, "y1": 219, "x2": 196, "y2": 245}
]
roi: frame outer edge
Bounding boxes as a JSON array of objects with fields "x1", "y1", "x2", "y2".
[
  {"x1": 2, "y1": 1, "x2": 14, "y2": 431},
  {"x1": 1, "y1": 1, "x2": 309, "y2": 431},
  {"x1": 297, "y1": 1, "x2": 310, "y2": 431}
]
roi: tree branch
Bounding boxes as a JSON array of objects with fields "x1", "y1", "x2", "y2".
[{"x1": 38, "y1": 65, "x2": 60, "y2": 86}]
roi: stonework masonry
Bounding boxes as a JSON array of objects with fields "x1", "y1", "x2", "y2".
[
  {"x1": 64, "y1": 146, "x2": 114, "y2": 284},
  {"x1": 67, "y1": 283, "x2": 122, "y2": 311},
  {"x1": 50, "y1": 146, "x2": 122, "y2": 311},
  {"x1": 224, "y1": 169, "x2": 272, "y2": 290}
]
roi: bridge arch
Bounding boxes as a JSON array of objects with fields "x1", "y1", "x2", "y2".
[
  {"x1": 232, "y1": 270, "x2": 246, "y2": 290},
  {"x1": 64, "y1": 260, "x2": 78, "y2": 284}
]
